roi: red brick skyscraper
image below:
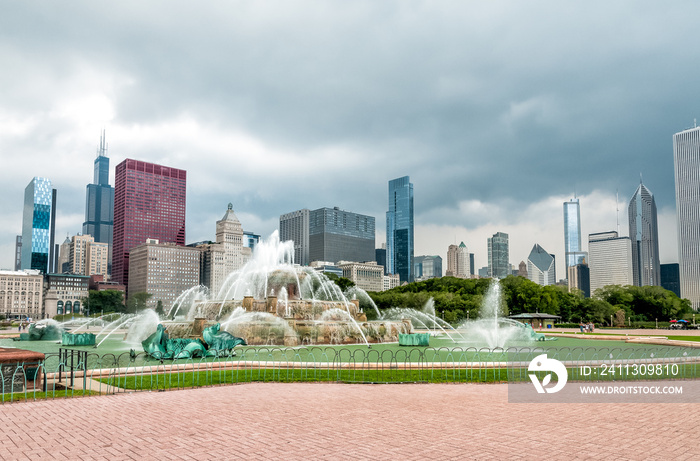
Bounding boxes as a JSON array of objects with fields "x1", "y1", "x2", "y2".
[{"x1": 112, "y1": 159, "x2": 186, "y2": 289}]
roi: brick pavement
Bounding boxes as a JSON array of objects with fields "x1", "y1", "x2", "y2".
[{"x1": 1, "y1": 383, "x2": 698, "y2": 460}]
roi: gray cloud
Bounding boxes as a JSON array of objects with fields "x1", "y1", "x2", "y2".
[{"x1": 0, "y1": 1, "x2": 696, "y2": 271}]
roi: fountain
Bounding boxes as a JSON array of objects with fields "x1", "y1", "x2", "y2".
[
  {"x1": 148, "y1": 231, "x2": 412, "y2": 348},
  {"x1": 458, "y1": 280, "x2": 548, "y2": 348}
]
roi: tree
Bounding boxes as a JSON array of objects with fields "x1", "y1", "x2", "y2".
[
  {"x1": 83, "y1": 290, "x2": 125, "y2": 315},
  {"x1": 155, "y1": 300, "x2": 165, "y2": 318},
  {"x1": 326, "y1": 273, "x2": 356, "y2": 292},
  {"x1": 126, "y1": 292, "x2": 153, "y2": 313}
]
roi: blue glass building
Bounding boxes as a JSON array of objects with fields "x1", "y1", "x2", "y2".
[
  {"x1": 564, "y1": 198, "x2": 586, "y2": 274},
  {"x1": 83, "y1": 132, "x2": 114, "y2": 272},
  {"x1": 386, "y1": 176, "x2": 414, "y2": 283},
  {"x1": 21, "y1": 177, "x2": 54, "y2": 272}
]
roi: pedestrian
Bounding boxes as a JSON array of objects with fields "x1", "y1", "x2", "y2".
[
  {"x1": 18, "y1": 323, "x2": 21, "y2": 332},
  {"x1": 579, "y1": 322, "x2": 584, "y2": 333}
]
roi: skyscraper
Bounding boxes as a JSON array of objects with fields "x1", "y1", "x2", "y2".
[
  {"x1": 21, "y1": 177, "x2": 56, "y2": 273},
  {"x1": 563, "y1": 198, "x2": 586, "y2": 276},
  {"x1": 308, "y1": 207, "x2": 375, "y2": 263},
  {"x1": 83, "y1": 131, "x2": 114, "y2": 272},
  {"x1": 386, "y1": 176, "x2": 414, "y2": 283},
  {"x1": 446, "y1": 242, "x2": 469, "y2": 278},
  {"x1": 628, "y1": 181, "x2": 660, "y2": 287},
  {"x1": 527, "y1": 244, "x2": 556, "y2": 286},
  {"x1": 279, "y1": 209, "x2": 310, "y2": 266},
  {"x1": 112, "y1": 159, "x2": 186, "y2": 289},
  {"x1": 487, "y1": 232, "x2": 509, "y2": 279},
  {"x1": 673, "y1": 126, "x2": 700, "y2": 309},
  {"x1": 588, "y1": 231, "x2": 633, "y2": 293}
]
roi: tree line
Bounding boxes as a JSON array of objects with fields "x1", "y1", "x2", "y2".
[{"x1": 366, "y1": 275, "x2": 692, "y2": 325}]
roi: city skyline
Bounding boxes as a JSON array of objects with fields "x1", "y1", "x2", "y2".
[{"x1": 0, "y1": 2, "x2": 695, "y2": 281}]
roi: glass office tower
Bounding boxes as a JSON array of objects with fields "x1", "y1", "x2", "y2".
[
  {"x1": 487, "y1": 231, "x2": 509, "y2": 279},
  {"x1": 386, "y1": 176, "x2": 414, "y2": 283},
  {"x1": 21, "y1": 177, "x2": 54, "y2": 272},
  {"x1": 564, "y1": 198, "x2": 586, "y2": 272}
]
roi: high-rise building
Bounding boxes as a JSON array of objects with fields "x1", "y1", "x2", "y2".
[
  {"x1": 67, "y1": 234, "x2": 108, "y2": 277},
  {"x1": 628, "y1": 181, "x2": 660, "y2": 287},
  {"x1": 386, "y1": 176, "x2": 414, "y2": 283},
  {"x1": 487, "y1": 232, "x2": 509, "y2": 279},
  {"x1": 469, "y1": 254, "x2": 475, "y2": 277},
  {"x1": 518, "y1": 261, "x2": 528, "y2": 278},
  {"x1": 83, "y1": 132, "x2": 115, "y2": 273},
  {"x1": 375, "y1": 246, "x2": 387, "y2": 275},
  {"x1": 673, "y1": 126, "x2": 700, "y2": 309},
  {"x1": 414, "y1": 255, "x2": 442, "y2": 281},
  {"x1": 446, "y1": 242, "x2": 469, "y2": 278},
  {"x1": 660, "y1": 263, "x2": 681, "y2": 298},
  {"x1": 57, "y1": 236, "x2": 71, "y2": 273},
  {"x1": 128, "y1": 239, "x2": 201, "y2": 309},
  {"x1": 21, "y1": 177, "x2": 56, "y2": 273},
  {"x1": 568, "y1": 263, "x2": 591, "y2": 298},
  {"x1": 279, "y1": 209, "x2": 310, "y2": 266},
  {"x1": 309, "y1": 207, "x2": 375, "y2": 264},
  {"x1": 563, "y1": 198, "x2": 587, "y2": 276},
  {"x1": 527, "y1": 244, "x2": 556, "y2": 286},
  {"x1": 14, "y1": 236, "x2": 22, "y2": 271},
  {"x1": 112, "y1": 159, "x2": 186, "y2": 289},
  {"x1": 588, "y1": 231, "x2": 633, "y2": 293}
]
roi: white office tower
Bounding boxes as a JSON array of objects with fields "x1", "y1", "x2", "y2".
[{"x1": 588, "y1": 231, "x2": 633, "y2": 293}]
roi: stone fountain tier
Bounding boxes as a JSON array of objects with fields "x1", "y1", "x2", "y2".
[
  {"x1": 191, "y1": 296, "x2": 367, "y2": 322},
  {"x1": 162, "y1": 317, "x2": 413, "y2": 347}
]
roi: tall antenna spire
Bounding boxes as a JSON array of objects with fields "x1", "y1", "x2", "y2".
[{"x1": 97, "y1": 129, "x2": 107, "y2": 158}]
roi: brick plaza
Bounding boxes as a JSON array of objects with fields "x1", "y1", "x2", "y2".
[{"x1": 1, "y1": 382, "x2": 697, "y2": 460}]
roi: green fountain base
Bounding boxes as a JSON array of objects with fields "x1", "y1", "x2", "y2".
[
  {"x1": 62, "y1": 332, "x2": 96, "y2": 346},
  {"x1": 399, "y1": 333, "x2": 430, "y2": 346}
]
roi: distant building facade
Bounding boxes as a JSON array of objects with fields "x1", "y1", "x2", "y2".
[
  {"x1": 568, "y1": 263, "x2": 591, "y2": 298},
  {"x1": 588, "y1": 231, "x2": 633, "y2": 293},
  {"x1": 112, "y1": 159, "x2": 187, "y2": 290},
  {"x1": 414, "y1": 255, "x2": 443, "y2": 281},
  {"x1": 309, "y1": 207, "x2": 375, "y2": 264},
  {"x1": 68, "y1": 234, "x2": 107, "y2": 277},
  {"x1": 660, "y1": 263, "x2": 681, "y2": 298},
  {"x1": 487, "y1": 232, "x2": 509, "y2": 279},
  {"x1": 279, "y1": 209, "x2": 310, "y2": 265},
  {"x1": 14, "y1": 236, "x2": 22, "y2": 271},
  {"x1": 383, "y1": 273, "x2": 401, "y2": 291},
  {"x1": 446, "y1": 242, "x2": 469, "y2": 278},
  {"x1": 375, "y1": 246, "x2": 387, "y2": 275},
  {"x1": 82, "y1": 132, "x2": 114, "y2": 273},
  {"x1": 527, "y1": 244, "x2": 556, "y2": 286},
  {"x1": 338, "y1": 261, "x2": 384, "y2": 292},
  {"x1": 128, "y1": 240, "x2": 201, "y2": 310},
  {"x1": 0, "y1": 270, "x2": 44, "y2": 320},
  {"x1": 44, "y1": 273, "x2": 90, "y2": 317},
  {"x1": 518, "y1": 261, "x2": 528, "y2": 278},
  {"x1": 386, "y1": 176, "x2": 414, "y2": 283},
  {"x1": 628, "y1": 181, "x2": 660, "y2": 287}
]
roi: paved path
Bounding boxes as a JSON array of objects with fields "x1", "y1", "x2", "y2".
[{"x1": 1, "y1": 383, "x2": 697, "y2": 460}]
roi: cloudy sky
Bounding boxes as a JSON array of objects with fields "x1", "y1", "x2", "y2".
[{"x1": 1, "y1": 1, "x2": 697, "y2": 279}]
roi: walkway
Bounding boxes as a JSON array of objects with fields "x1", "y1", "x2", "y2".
[{"x1": 0, "y1": 383, "x2": 696, "y2": 460}]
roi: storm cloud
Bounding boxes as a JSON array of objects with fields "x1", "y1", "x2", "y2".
[{"x1": 1, "y1": 1, "x2": 696, "y2": 278}]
